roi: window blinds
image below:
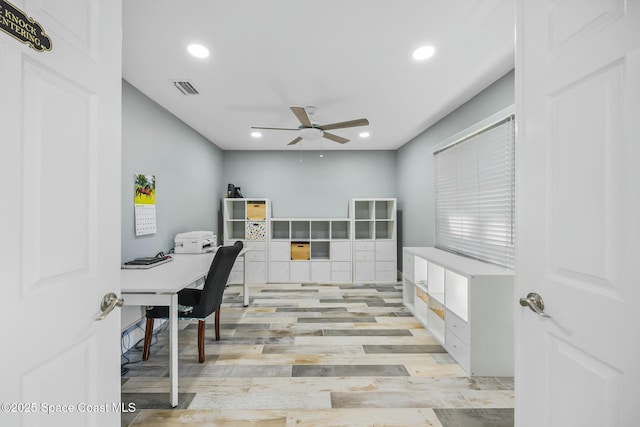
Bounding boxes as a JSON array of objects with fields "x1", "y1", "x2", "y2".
[{"x1": 434, "y1": 115, "x2": 515, "y2": 269}]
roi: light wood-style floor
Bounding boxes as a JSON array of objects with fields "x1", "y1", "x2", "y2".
[{"x1": 121, "y1": 282, "x2": 514, "y2": 426}]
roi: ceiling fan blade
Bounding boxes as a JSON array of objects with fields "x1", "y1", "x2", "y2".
[
  {"x1": 318, "y1": 118, "x2": 369, "y2": 131},
  {"x1": 290, "y1": 106, "x2": 312, "y2": 128},
  {"x1": 287, "y1": 136, "x2": 303, "y2": 146},
  {"x1": 251, "y1": 126, "x2": 299, "y2": 131},
  {"x1": 323, "y1": 132, "x2": 349, "y2": 144}
]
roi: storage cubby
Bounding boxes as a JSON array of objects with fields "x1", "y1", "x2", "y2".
[
  {"x1": 229, "y1": 200, "x2": 245, "y2": 220},
  {"x1": 354, "y1": 200, "x2": 373, "y2": 219},
  {"x1": 311, "y1": 241, "x2": 330, "y2": 259},
  {"x1": 311, "y1": 221, "x2": 330, "y2": 239},
  {"x1": 445, "y1": 269, "x2": 469, "y2": 322},
  {"x1": 375, "y1": 220, "x2": 394, "y2": 239},
  {"x1": 227, "y1": 221, "x2": 245, "y2": 240},
  {"x1": 414, "y1": 256, "x2": 428, "y2": 287},
  {"x1": 331, "y1": 221, "x2": 350, "y2": 240},
  {"x1": 402, "y1": 247, "x2": 514, "y2": 376},
  {"x1": 354, "y1": 220, "x2": 373, "y2": 239},
  {"x1": 375, "y1": 200, "x2": 394, "y2": 220},
  {"x1": 291, "y1": 221, "x2": 310, "y2": 239},
  {"x1": 427, "y1": 262, "x2": 445, "y2": 294},
  {"x1": 271, "y1": 220, "x2": 290, "y2": 239}
]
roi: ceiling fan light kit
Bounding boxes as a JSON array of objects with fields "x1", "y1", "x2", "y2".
[{"x1": 251, "y1": 106, "x2": 369, "y2": 146}]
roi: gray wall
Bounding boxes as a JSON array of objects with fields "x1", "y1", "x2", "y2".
[
  {"x1": 120, "y1": 80, "x2": 224, "y2": 330},
  {"x1": 222, "y1": 150, "x2": 397, "y2": 219},
  {"x1": 396, "y1": 69, "x2": 515, "y2": 248},
  {"x1": 121, "y1": 80, "x2": 225, "y2": 263}
]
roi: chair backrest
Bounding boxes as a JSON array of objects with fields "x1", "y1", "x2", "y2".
[{"x1": 190, "y1": 241, "x2": 243, "y2": 318}]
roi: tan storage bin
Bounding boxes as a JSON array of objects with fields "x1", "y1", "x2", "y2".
[
  {"x1": 291, "y1": 242, "x2": 310, "y2": 260},
  {"x1": 246, "y1": 201, "x2": 266, "y2": 220}
]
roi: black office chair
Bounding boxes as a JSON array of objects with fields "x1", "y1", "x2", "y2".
[{"x1": 142, "y1": 240, "x2": 243, "y2": 363}]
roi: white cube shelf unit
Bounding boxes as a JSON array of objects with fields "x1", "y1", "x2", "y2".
[
  {"x1": 352, "y1": 198, "x2": 397, "y2": 283},
  {"x1": 222, "y1": 198, "x2": 270, "y2": 284},
  {"x1": 402, "y1": 247, "x2": 514, "y2": 376},
  {"x1": 269, "y1": 218, "x2": 352, "y2": 283}
]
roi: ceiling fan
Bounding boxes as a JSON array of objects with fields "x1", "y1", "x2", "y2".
[{"x1": 251, "y1": 106, "x2": 369, "y2": 145}]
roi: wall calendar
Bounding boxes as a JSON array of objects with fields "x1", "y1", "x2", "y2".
[{"x1": 134, "y1": 173, "x2": 156, "y2": 236}]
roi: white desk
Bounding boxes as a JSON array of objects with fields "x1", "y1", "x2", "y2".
[{"x1": 120, "y1": 249, "x2": 248, "y2": 407}]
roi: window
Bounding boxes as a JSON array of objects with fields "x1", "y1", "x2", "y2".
[{"x1": 433, "y1": 113, "x2": 515, "y2": 269}]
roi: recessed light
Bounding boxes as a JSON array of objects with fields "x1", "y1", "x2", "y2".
[
  {"x1": 359, "y1": 132, "x2": 370, "y2": 138},
  {"x1": 251, "y1": 131, "x2": 262, "y2": 138},
  {"x1": 412, "y1": 45, "x2": 435, "y2": 61},
  {"x1": 187, "y1": 44, "x2": 209, "y2": 58}
]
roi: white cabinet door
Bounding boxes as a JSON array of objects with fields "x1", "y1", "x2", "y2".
[
  {"x1": 290, "y1": 262, "x2": 310, "y2": 282},
  {"x1": 311, "y1": 261, "x2": 331, "y2": 282},
  {"x1": 375, "y1": 270, "x2": 396, "y2": 282},
  {"x1": 330, "y1": 241, "x2": 351, "y2": 261},
  {"x1": 355, "y1": 261, "x2": 375, "y2": 282},
  {"x1": 269, "y1": 262, "x2": 290, "y2": 283},
  {"x1": 247, "y1": 262, "x2": 266, "y2": 283},
  {"x1": 375, "y1": 241, "x2": 396, "y2": 261}
]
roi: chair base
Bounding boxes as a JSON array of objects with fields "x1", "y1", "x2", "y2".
[{"x1": 142, "y1": 308, "x2": 221, "y2": 364}]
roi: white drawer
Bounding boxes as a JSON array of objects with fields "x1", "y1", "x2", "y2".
[
  {"x1": 375, "y1": 270, "x2": 396, "y2": 282},
  {"x1": 376, "y1": 261, "x2": 396, "y2": 271},
  {"x1": 355, "y1": 251, "x2": 374, "y2": 261},
  {"x1": 445, "y1": 309, "x2": 470, "y2": 344},
  {"x1": 331, "y1": 261, "x2": 351, "y2": 272},
  {"x1": 355, "y1": 241, "x2": 375, "y2": 251},
  {"x1": 445, "y1": 327, "x2": 470, "y2": 371},
  {"x1": 247, "y1": 250, "x2": 266, "y2": 262},
  {"x1": 331, "y1": 270, "x2": 351, "y2": 282},
  {"x1": 245, "y1": 241, "x2": 266, "y2": 251}
]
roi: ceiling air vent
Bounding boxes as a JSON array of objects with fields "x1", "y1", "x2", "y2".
[{"x1": 172, "y1": 80, "x2": 199, "y2": 95}]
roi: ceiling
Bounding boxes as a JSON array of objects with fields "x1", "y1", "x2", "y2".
[{"x1": 122, "y1": 0, "x2": 514, "y2": 151}]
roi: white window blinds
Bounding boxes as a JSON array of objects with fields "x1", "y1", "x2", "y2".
[{"x1": 434, "y1": 114, "x2": 515, "y2": 269}]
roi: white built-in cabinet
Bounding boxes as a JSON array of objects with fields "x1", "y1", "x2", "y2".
[
  {"x1": 222, "y1": 197, "x2": 396, "y2": 284},
  {"x1": 352, "y1": 199, "x2": 397, "y2": 282},
  {"x1": 222, "y1": 198, "x2": 270, "y2": 284},
  {"x1": 269, "y1": 219, "x2": 352, "y2": 283},
  {"x1": 402, "y1": 247, "x2": 514, "y2": 376}
]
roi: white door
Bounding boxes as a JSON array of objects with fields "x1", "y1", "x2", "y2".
[
  {"x1": 0, "y1": 1, "x2": 122, "y2": 426},
  {"x1": 515, "y1": 1, "x2": 640, "y2": 426}
]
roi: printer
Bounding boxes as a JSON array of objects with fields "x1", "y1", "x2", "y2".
[{"x1": 174, "y1": 231, "x2": 217, "y2": 254}]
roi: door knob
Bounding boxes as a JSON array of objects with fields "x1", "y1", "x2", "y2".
[
  {"x1": 96, "y1": 292, "x2": 124, "y2": 320},
  {"x1": 519, "y1": 292, "x2": 551, "y2": 318}
]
